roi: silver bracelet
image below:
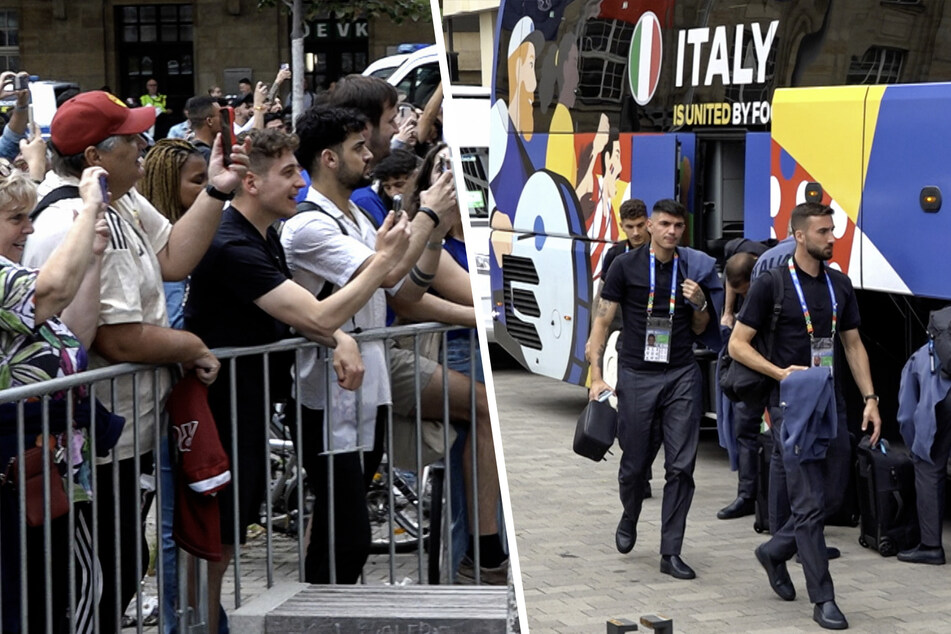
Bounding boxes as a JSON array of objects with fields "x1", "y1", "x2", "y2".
[{"x1": 426, "y1": 240, "x2": 443, "y2": 250}]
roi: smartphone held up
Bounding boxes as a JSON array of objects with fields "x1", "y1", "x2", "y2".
[{"x1": 219, "y1": 106, "x2": 237, "y2": 166}]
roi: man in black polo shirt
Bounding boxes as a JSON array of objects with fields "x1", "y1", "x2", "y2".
[
  {"x1": 600, "y1": 198, "x2": 649, "y2": 277},
  {"x1": 729, "y1": 202, "x2": 881, "y2": 630},
  {"x1": 185, "y1": 95, "x2": 221, "y2": 163},
  {"x1": 587, "y1": 198, "x2": 723, "y2": 580},
  {"x1": 184, "y1": 128, "x2": 409, "y2": 632},
  {"x1": 591, "y1": 198, "x2": 657, "y2": 496}
]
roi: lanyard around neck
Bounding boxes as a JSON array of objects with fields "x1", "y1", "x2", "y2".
[
  {"x1": 648, "y1": 247, "x2": 679, "y2": 320},
  {"x1": 787, "y1": 257, "x2": 837, "y2": 340}
]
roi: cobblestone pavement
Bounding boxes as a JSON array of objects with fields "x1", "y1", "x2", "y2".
[{"x1": 494, "y1": 367, "x2": 951, "y2": 634}]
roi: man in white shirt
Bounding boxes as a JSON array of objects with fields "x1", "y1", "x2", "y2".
[{"x1": 281, "y1": 106, "x2": 457, "y2": 583}]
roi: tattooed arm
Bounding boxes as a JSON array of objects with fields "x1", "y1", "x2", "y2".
[{"x1": 586, "y1": 298, "x2": 618, "y2": 400}]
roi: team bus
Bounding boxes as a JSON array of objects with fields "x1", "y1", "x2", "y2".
[{"x1": 488, "y1": 0, "x2": 951, "y2": 430}]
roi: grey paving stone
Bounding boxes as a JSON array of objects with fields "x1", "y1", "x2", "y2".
[{"x1": 495, "y1": 368, "x2": 951, "y2": 634}]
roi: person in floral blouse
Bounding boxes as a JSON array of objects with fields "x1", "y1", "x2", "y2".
[{"x1": 0, "y1": 161, "x2": 120, "y2": 633}]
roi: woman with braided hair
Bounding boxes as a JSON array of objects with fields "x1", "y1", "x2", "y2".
[
  {"x1": 141, "y1": 139, "x2": 208, "y2": 327},
  {"x1": 140, "y1": 138, "x2": 210, "y2": 632}
]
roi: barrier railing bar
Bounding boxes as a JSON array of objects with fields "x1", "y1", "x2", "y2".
[
  {"x1": 324, "y1": 349, "x2": 337, "y2": 585},
  {"x1": 470, "y1": 329, "x2": 481, "y2": 584},
  {"x1": 441, "y1": 329, "x2": 452, "y2": 585},
  {"x1": 152, "y1": 368, "x2": 165, "y2": 634},
  {"x1": 263, "y1": 352, "x2": 274, "y2": 590},
  {"x1": 293, "y1": 347, "x2": 305, "y2": 583},
  {"x1": 66, "y1": 391, "x2": 77, "y2": 634}
]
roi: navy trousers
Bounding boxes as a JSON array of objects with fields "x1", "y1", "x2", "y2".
[
  {"x1": 733, "y1": 400, "x2": 762, "y2": 500},
  {"x1": 616, "y1": 363, "x2": 702, "y2": 556},
  {"x1": 763, "y1": 400, "x2": 849, "y2": 604},
  {"x1": 913, "y1": 390, "x2": 951, "y2": 547}
]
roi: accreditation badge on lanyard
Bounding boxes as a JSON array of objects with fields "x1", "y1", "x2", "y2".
[
  {"x1": 644, "y1": 248, "x2": 678, "y2": 364},
  {"x1": 787, "y1": 258, "x2": 838, "y2": 376}
]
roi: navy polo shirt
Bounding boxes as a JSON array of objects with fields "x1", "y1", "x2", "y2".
[
  {"x1": 737, "y1": 258, "x2": 860, "y2": 375},
  {"x1": 600, "y1": 244, "x2": 697, "y2": 371}
]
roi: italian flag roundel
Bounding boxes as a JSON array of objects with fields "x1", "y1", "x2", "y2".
[{"x1": 628, "y1": 11, "x2": 662, "y2": 106}]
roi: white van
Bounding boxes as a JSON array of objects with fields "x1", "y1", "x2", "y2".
[
  {"x1": 0, "y1": 80, "x2": 80, "y2": 138},
  {"x1": 362, "y1": 53, "x2": 411, "y2": 80},
  {"x1": 442, "y1": 85, "x2": 492, "y2": 342},
  {"x1": 385, "y1": 45, "x2": 441, "y2": 108}
]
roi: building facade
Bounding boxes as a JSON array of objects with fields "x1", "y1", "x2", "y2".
[{"x1": 1, "y1": 0, "x2": 434, "y2": 114}]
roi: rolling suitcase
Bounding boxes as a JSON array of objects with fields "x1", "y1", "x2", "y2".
[
  {"x1": 826, "y1": 432, "x2": 860, "y2": 527},
  {"x1": 855, "y1": 436, "x2": 919, "y2": 557}
]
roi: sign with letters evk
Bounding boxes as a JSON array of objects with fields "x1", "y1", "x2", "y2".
[{"x1": 307, "y1": 18, "x2": 369, "y2": 42}]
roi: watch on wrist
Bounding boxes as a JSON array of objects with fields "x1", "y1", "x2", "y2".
[
  {"x1": 205, "y1": 184, "x2": 235, "y2": 201},
  {"x1": 864, "y1": 394, "x2": 880, "y2": 403}
]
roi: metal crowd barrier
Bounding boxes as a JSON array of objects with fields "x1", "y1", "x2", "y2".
[{"x1": 0, "y1": 321, "x2": 492, "y2": 634}]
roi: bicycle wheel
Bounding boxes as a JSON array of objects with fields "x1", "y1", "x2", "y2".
[{"x1": 367, "y1": 468, "x2": 432, "y2": 554}]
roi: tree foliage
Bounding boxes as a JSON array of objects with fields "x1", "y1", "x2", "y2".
[{"x1": 258, "y1": 0, "x2": 432, "y2": 25}]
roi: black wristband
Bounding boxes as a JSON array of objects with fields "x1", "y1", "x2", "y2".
[
  {"x1": 205, "y1": 184, "x2": 235, "y2": 201},
  {"x1": 417, "y1": 206, "x2": 439, "y2": 227}
]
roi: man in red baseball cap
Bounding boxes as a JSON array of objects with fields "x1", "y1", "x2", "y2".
[{"x1": 22, "y1": 90, "x2": 250, "y2": 633}]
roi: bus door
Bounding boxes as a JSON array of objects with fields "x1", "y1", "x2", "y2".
[{"x1": 694, "y1": 134, "x2": 746, "y2": 256}]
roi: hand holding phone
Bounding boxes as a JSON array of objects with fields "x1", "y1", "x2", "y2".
[
  {"x1": 219, "y1": 106, "x2": 237, "y2": 167},
  {"x1": 99, "y1": 174, "x2": 110, "y2": 206}
]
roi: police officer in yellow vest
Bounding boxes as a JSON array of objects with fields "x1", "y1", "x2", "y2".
[{"x1": 140, "y1": 77, "x2": 168, "y2": 114}]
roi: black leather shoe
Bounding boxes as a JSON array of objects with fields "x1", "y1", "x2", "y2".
[
  {"x1": 813, "y1": 600, "x2": 848, "y2": 630},
  {"x1": 659, "y1": 554, "x2": 696, "y2": 579},
  {"x1": 795, "y1": 546, "x2": 841, "y2": 564},
  {"x1": 717, "y1": 496, "x2": 755, "y2": 520},
  {"x1": 755, "y1": 544, "x2": 795, "y2": 601},
  {"x1": 615, "y1": 514, "x2": 636, "y2": 554},
  {"x1": 897, "y1": 544, "x2": 946, "y2": 565}
]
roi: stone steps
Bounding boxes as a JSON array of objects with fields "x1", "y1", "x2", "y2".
[{"x1": 232, "y1": 582, "x2": 509, "y2": 633}]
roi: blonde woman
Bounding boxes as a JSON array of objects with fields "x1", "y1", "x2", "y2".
[{"x1": 0, "y1": 162, "x2": 118, "y2": 633}]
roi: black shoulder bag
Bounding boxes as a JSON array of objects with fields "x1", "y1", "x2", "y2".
[{"x1": 719, "y1": 267, "x2": 784, "y2": 404}]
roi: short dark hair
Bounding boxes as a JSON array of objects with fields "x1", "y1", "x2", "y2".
[
  {"x1": 244, "y1": 128, "x2": 300, "y2": 175},
  {"x1": 294, "y1": 106, "x2": 368, "y2": 174},
  {"x1": 238, "y1": 77, "x2": 252, "y2": 86},
  {"x1": 373, "y1": 149, "x2": 419, "y2": 181},
  {"x1": 790, "y1": 201, "x2": 834, "y2": 232},
  {"x1": 326, "y1": 75, "x2": 398, "y2": 129},
  {"x1": 652, "y1": 198, "x2": 686, "y2": 219},
  {"x1": 185, "y1": 96, "x2": 218, "y2": 127},
  {"x1": 407, "y1": 142, "x2": 449, "y2": 215},
  {"x1": 263, "y1": 112, "x2": 285, "y2": 127},
  {"x1": 619, "y1": 198, "x2": 647, "y2": 221},
  {"x1": 724, "y1": 252, "x2": 758, "y2": 288}
]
